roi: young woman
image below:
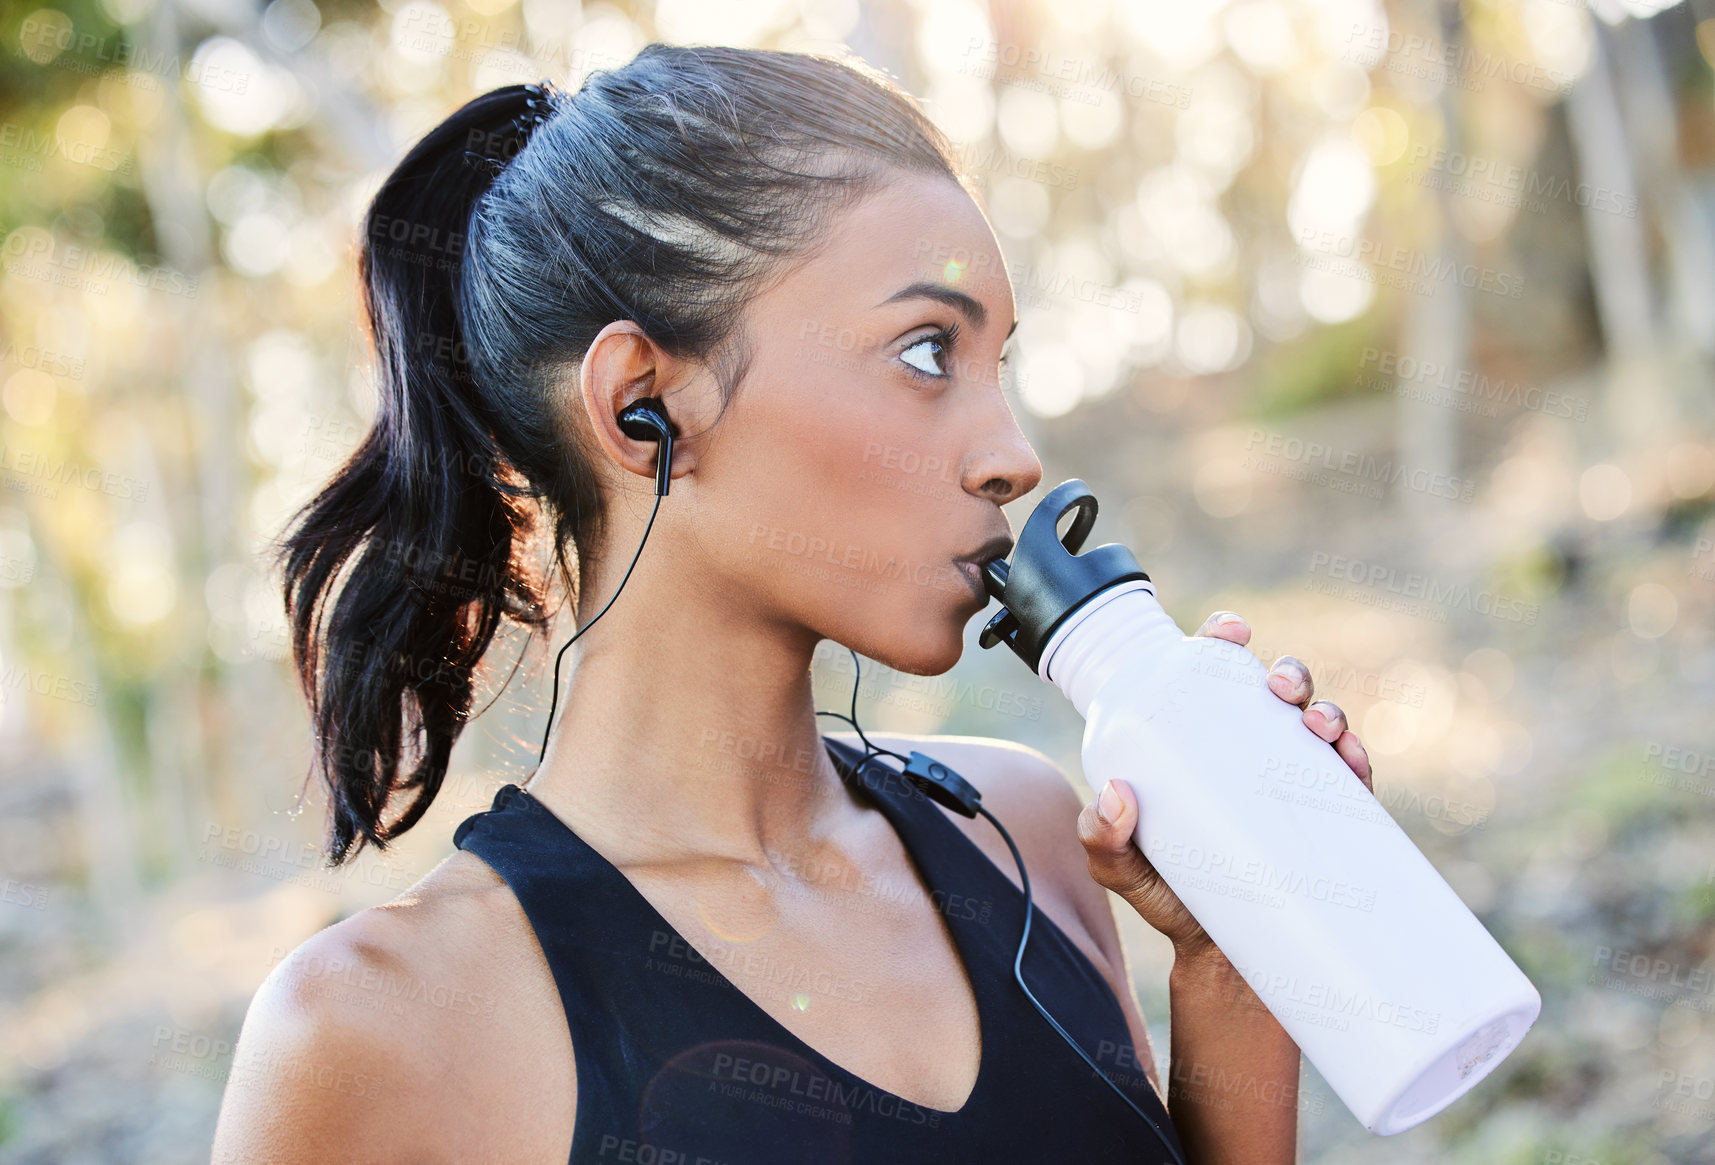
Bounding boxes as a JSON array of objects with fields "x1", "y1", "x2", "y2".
[{"x1": 212, "y1": 44, "x2": 1373, "y2": 1164}]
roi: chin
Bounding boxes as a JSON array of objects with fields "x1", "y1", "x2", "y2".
[{"x1": 883, "y1": 619, "x2": 967, "y2": 677}]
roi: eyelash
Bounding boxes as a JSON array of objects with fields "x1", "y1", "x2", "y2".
[{"x1": 899, "y1": 320, "x2": 961, "y2": 380}]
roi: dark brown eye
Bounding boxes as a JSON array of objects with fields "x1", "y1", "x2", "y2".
[
  {"x1": 901, "y1": 334, "x2": 949, "y2": 376},
  {"x1": 899, "y1": 321, "x2": 960, "y2": 378}
]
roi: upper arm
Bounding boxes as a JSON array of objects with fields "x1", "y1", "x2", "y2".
[
  {"x1": 212, "y1": 856, "x2": 579, "y2": 1165},
  {"x1": 211, "y1": 922, "x2": 434, "y2": 1165},
  {"x1": 981, "y1": 743, "x2": 1166, "y2": 1100}
]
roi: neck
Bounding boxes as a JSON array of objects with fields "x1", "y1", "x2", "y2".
[{"x1": 521, "y1": 553, "x2": 853, "y2": 871}]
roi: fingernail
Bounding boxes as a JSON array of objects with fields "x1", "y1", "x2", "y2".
[
  {"x1": 1216, "y1": 612, "x2": 1245, "y2": 627},
  {"x1": 1098, "y1": 780, "x2": 1122, "y2": 824}
]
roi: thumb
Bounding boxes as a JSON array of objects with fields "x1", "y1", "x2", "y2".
[{"x1": 1077, "y1": 779, "x2": 1159, "y2": 903}]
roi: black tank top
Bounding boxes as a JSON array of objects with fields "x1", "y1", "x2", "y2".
[{"x1": 452, "y1": 734, "x2": 1186, "y2": 1164}]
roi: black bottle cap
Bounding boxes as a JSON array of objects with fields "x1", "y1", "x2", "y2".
[{"x1": 977, "y1": 479, "x2": 1151, "y2": 673}]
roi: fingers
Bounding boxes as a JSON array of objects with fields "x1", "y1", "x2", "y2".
[
  {"x1": 1304, "y1": 699, "x2": 1345, "y2": 742},
  {"x1": 1334, "y1": 730, "x2": 1374, "y2": 791},
  {"x1": 1076, "y1": 779, "x2": 1160, "y2": 904},
  {"x1": 1267, "y1": 654, "x2": 1313, "y2": 706},
  {"x1": 1184, "y1": 619, "x2": 1375, "y2": 794},
  {"x1": 1300, "y1": 695, "x2": 1375, "y2": 789},
  {"x1": 1193, "y1": 610, "x2": 1250, "y2": 645},
  {"x1": 1079, "y1": 777, "x2": 1135, "y2": 855},
  {"x1": 1302, "y1": 698, "x2": 1375, "y2": 790}
]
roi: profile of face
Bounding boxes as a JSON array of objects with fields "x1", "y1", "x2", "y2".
[{"x1": 578, "y1": 170, "x2": 1043, "y2": 678}]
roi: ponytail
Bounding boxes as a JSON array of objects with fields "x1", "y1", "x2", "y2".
[
  {"x1": 274, "y1": 85, "x2": 556, "y2": 864},
  {"x1": 273, "y1": 46, "x2": 962, "y2": 864}
]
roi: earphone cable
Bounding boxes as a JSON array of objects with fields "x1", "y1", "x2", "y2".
[
  {"x1": 537, "y1": 487, "x2": 664, "y2": 765},
  {"x1": 978, "y1": 804, "x2": 1189, "y2": 1165},
  {"x1": 815, "y1": 650, "x2": 1187, "y2": 1165}
]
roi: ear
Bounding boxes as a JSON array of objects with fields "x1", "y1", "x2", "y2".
[{"x1": 578, "y1": 320, "x2": 697, "y2": 490}]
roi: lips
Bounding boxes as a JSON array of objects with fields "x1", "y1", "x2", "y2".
[
  {"x1": 953, "y1": 533, "x2": 1014, "y2": 600},
  {"x1": 956, "y1": 532, "x2": 1014, "y2": 569},
  {"x1": 954, "y1": 559, "x2": 986, "y2": 599}
]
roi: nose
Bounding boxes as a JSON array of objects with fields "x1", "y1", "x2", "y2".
[{"x1": 960, "y1": 388, "x2": 1043, "y2": 504}]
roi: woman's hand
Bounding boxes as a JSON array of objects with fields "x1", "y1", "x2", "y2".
[{"x1": 1075, "y1": 610, "x2": 1375, "y2": 958}]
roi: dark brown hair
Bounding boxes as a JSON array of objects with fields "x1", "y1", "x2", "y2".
[{"x1": 272, "y1": 44, "x2": 964, "y2": 864}]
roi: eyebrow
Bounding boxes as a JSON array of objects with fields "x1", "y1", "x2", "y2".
[{"x1": 877, "y1": 281, "x2": 1018, "y2": 339}]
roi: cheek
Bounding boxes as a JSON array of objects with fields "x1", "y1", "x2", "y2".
[
  {"x1": 723, "y1": 386, "x2": 913, "y2": 536},
  {"x1": 688, "y1": 368, "x2": 968, "y2": 619},
  {"x1": 687, "y1": 397, "x2": 881, "y2": 586}
]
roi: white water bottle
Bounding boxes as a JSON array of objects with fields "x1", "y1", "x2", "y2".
[{"x1": 977, "y1": 480, "x2": 1541, "y2": 1135}]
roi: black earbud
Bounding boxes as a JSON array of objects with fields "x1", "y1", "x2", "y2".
[
  {"x1": 537, "y1": 397, "x2": 678, "y2": 764},
  {"x1": 617, "y1": 397, "x2": 677, "y2": 497}
]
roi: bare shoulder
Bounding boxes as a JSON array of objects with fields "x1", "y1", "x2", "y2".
[
  {"x1": 826, "y1": 730, "x2": 1162, "y2": 1091},
  {"x1": 824, "y1": 731, "x2": 1117, "y2": 962},
  {"x1": 211, "y1": 848, "x2": 576, "y2": 1164}
]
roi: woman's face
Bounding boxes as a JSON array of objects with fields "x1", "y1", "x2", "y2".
[{"x1": 680, "y1": 170, "x2": 1042, "y2": 675}]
